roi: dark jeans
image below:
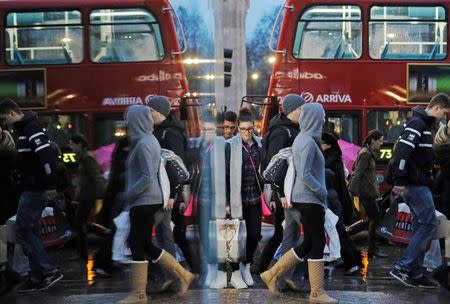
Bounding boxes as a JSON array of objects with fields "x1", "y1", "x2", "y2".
[
  {"x1": 259, "y1": 197, "x2": 284, "y2": 272},
  {"x1": 15, "y1": 191, "x2": 56, "y2": 275},
  {"x1": 75, "y1": 200, "x2": 95, "y2": 259},
  {"x1": 242, "y1": 204, "x2": 262, "y2": 265},
  {"x1": 361, "y1": 198, "x2": 381, "y2": 254},
  {"x1": 292, "y1": 203, "x2": 325, "y2": 260},
  {"x1": 129, "y1": 205, "x2": 163, "y2": 261}
]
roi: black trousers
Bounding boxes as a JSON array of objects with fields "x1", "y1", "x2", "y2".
[
  {"x1": 292, "y1": 203, "x2": 325, "y2": 260},
  {"x1": 258, "y1": 197, "x2": 284, "y2": 272},
  {"x1": 172, "y1": 203, "x2": 197, "y2": 272},
  {"x1": 242, "y1": 204, "x2": 262, "y2": 264},
  {"x1": 129, "y1": 205, "x2": 163, "y2": 261},
  {"x1": 75, "y1": 199, "x2": 95, "y2": 259}
]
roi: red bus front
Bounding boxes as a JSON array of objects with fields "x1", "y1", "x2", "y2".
[{"x1": 0, "y1": 0, "x2": 200, "y2": 149}]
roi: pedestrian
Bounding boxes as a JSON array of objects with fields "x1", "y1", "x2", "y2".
[
  {"x1": 226, "y1": 107, "x2": 262, "y2": 288},
  {"x1": 433, "y1": 120, "x2": 450, "y2": 218},
  {"x1": 118, "y1": 105, "x2": 195, "y2": 304},
  {"x1": 261, "y1": 103, "x2": 337, "y2": 303},
  {"x1": 259, "y1": 94, "x2": 303, "y2": 291},
  {"x1": 147, "y1": 95, "x2": 196, "y2": 279},
  {"x1": 189, "y1": 111, "x2": 228, "y2": 288},
  {"x1": 94, "y1": 136, "x2": 130, "y2": 277},
  {"x1": 68, "y1": 134, "x2": 103, "y2": 261},
  {"x1": 0, "y1": 123, "x2": 17, "y2": 224},
  {"x1": 348, "y1": 130, "x2": 387, "y2": 259},
  {"x1": 390, "y1": 92, "x2": 450, "y2": 289},
  {"x1": 222, "y1": 110, "x2": 237, "y2": 140},
  {"x1": 0, "y1": 98, "x2": 63, "y2": 291}
]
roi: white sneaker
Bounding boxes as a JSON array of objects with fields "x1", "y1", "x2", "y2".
[
  {"x1": 240, "y1": 262, "x2": 254, "y2": 286},
  {"x1": 210, "y1": 270, "x2": 227, "y2": 289},
  {"x1": 205, "y1": 264, "x2": 217, "y2": 287},
  {"x1": 230, "y1": 270, "x2": 248, "y2": 289}
]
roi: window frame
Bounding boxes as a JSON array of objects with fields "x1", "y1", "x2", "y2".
[{"x1": 88, "y1": 7, "x2": 165, "y2": 64}]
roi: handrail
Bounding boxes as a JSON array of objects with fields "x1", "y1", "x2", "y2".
[
  {"x1": 163, "y1": 1, "x2": 187, "y2": 57},
  {"x1": 269, "y1": 1, "x2": 294, "y2": 56}
]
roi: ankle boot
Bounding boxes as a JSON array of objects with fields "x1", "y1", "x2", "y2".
[
  {"x1": 260, "y1": 249, "x2": 301, "y2": 294},
  {"x1": 154, "y1": 250, "x2": 195, "y2": 295},
  {"x1": 240, "y1": 262, "x2": 254, "y2": 286},
  {"x1": 209, "y1": 270, "x2": 227, "y2": 289},
  {"x1": 308, "y1": 259, "x2": 338, "y2": 304},
  {"x1": 118, "y1": 261, "x2": 148, "y2": 304}
]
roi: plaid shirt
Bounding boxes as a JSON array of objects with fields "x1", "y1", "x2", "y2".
[{"x1": 241, "y1": 142, "x2": 261, "y2": 207}]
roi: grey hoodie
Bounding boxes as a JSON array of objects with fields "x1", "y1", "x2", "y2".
[
  {"x1": 125, "y1": 105, "x2": 163, "y2": 209},
  {"x1": 291, "y1": 103, "x2": 327, "y2": 207}
]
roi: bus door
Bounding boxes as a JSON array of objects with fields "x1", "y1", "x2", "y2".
[{"x1": 324, "y1": 110, "x2": 361, "y2": 145}]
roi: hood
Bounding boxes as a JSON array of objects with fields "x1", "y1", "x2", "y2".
[
  {"x1": 155, "y1": 112, "x2": 185, "y2": 132},
  {"x1": 125, "y1": 105, "x2": 153, "y2": 145},
  {"x1": 412, "y1": 106, "x2": 435, "y2": 126},
  {"x1": 268, "y1": 112, "x2": 299, "y2": 132},
  {"x1": 299, "y1": 103, "x2": 325, "y2": 140},
  {"x1": 13, "y1": 111, "x2": 37, "y2": 130}
]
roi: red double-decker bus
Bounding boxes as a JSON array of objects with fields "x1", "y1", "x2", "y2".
[
  {"x1": 261, "y1": 0, "x2": 449, "y2": 165},
  {"x1": 0, "y1": 0, "x2": 200, "y2": 150}
]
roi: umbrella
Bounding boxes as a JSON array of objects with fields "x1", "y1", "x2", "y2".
[
  {"x1": 338, "y1": 139, "x2": 360, "y2": 175},
  {"x1": 92, "y1": 143, "x2": 116, "y2": 174}
]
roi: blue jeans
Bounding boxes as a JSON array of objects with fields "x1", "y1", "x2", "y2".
[
  {"x1": 15, "y1": 191, "x2": 56, "y2": 275},
  {"x1": 394, "y1": 186, "x2": 437, "y2": 277},
  {"x1": 280, "y1": 207, "x2": 305, "y2": 279}
]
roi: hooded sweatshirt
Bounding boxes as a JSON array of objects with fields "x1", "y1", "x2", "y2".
[
  {"x1": 125, "y1": 105, "x2": 163, "y2": 209},
  {"x1": 291, "y1": 103, "x2": 327, "y2": 206}
]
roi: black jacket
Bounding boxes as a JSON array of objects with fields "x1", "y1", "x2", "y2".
[
  {"x1": 263, "y1": 113, "x2": 299, "y2": 199},
  {"x1": 323, "y1": 148, "x2": 353, "y2": 226},
  {"x1": 13, "y1": 111, "x2": 58, "y2": 191},
  {"x1": 392, "y1": 107, "x2": 435, "y2": 187},
  {"x1": 153, "y1": 113, "x2": 188, "y2": 203}
]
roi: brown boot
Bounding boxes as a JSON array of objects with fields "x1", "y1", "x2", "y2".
[
  {"x1": 118, "y1": 261, "x2": 148, "y2": 304},
  {"x1": 260, "y1": 249, "x2": 301, "y2": 295},
  {"x1": 155, "y1": 250, "x2": 195, "y2": 295},
  {"x1": 308, "y1": 259, "x2": 338, "y2": 304}
]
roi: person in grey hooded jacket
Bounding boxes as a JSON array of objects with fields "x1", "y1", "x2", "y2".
[
  {"x1": 261, "y1": 103, "x2": 337, "y2": 304},
  {"x1": 119, "y1": 105, "x2": 195, "y2": 304}
]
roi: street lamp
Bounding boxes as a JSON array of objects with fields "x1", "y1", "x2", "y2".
[
  {"x1": 251, "y1": 73, "x2": 259, "y2": 80},
  {"x1": 268, "y1": 56, "x2": 276, "y2": 64}
]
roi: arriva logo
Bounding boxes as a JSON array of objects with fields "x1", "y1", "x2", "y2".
[
  {"x1": 102, "y1": 97, "x2": 143, "y2": 106},
  {"x1": 300, "y1": 92, "x2": 352, "y2": 103}
]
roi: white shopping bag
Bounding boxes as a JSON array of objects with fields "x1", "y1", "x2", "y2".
[
  {"x1": 324, "y1": 208, "x2": 341, "y2": 261},
  {"x1": 112, "y1": 211, "x2": 132, "y2": 263}
]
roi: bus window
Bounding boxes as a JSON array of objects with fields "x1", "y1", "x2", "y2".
[
  {"x1": 324, "y1": 112, "x2": 360, "y2": 145},
  {"x1": 367, "y1": 110, "x2": 411, "y2": 143},
  {"x1": 94, "y1": 115, "x2": 127, "y2": 148},
  {"x1": 369, "y1": 6, "x2": 447, "y2": 60},
  {"x1": 90, "y1": 9, "x2": 164, "y2": 63},
  {"x1": 38, "y1": 114, "x2": 87, "y2": 148},
  {"x1": 5, "y1": 11, "x2": 83, "y2": 65},
  {"x1": 293, "y1": 5, "x2": 362, "y2": 59}
]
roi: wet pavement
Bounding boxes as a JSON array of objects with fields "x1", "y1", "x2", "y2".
[{"x1": 2, "y1": 226, "x2": 450, "y2": 304}]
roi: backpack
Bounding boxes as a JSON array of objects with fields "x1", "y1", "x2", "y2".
[{"x1": 261, "y1": 126, "x2": 294, "y2": 171}]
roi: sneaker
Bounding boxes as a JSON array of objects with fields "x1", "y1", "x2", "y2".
[
  {"x1": 240, "y1": 263, "x2": 254, "y2": 286},
  {"x1": 344, "y1": 265, "x2": 361, "y2": 276},
  {"x1": 411, "y1": 275, "x2": 439, "y2": 289},
  {"x1": 230, "y1": 270, "x2": 248, "y2": 289},
  {"x1": 16, "y1": 277, "x2": 40, "y2": 292},
  {"x1": 94, "y1": 268, "x2": 112, "y2": 278},
  {"x1": 390, "y1": 268, "x2": 414, "y2": 287},
  {"x1": 37, "y1": 272, "x2": 63, "y2": 291}
]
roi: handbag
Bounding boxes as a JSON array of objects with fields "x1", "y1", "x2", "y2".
[
  {"x1": 210, "y1": 219, "x2": 246, "y2": 263},
  {"x1": 112, "y1": 211, "x2": 131, "y2": 263},
  {"x1": 161, "y1": 149, "x2": 190, "y2": 190},
  {"x1": 243, "y1": 145, "x2": 271, "y2": 216},
  {"x1": 263, "y1": 157, "x2": 289, "y2": 188}
]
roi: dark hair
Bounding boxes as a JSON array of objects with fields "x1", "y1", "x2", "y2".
[
  {"x1": 321, "y1": 132, "x2": 342, "y2": 157},
  {"x1": 202, "y1": 110, "x2": 216, "y2": 124},
  {"x1": 0, "y1": 98, "x2": 22, "y2": 115},
  {"x1": 428, "y1": 92, "x2": 450, "y2": 109},
  {"x1": 363, "y1": 129, "x2": 383, "y2": 147},
  {"x1": 224, "y1": 111, "x2": 237, "y2": 123},
  {"x1": 237, "y1": 107, "x2": 254, "y2": 125},
  {"x1": 70, "y1": 134, "x2": 88, "y2": 149}
]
